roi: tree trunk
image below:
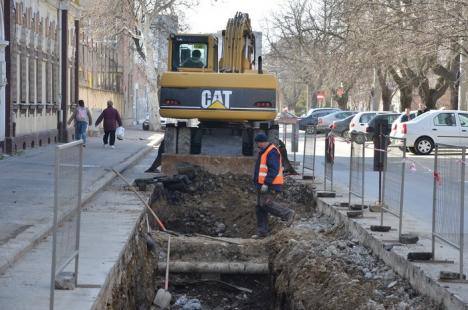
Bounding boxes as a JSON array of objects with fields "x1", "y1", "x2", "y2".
[
  {"x1": 377, "y1": 68, "x2": 392, "y2": 111},
  {"x1": 450, "y1": 85, "x2": 459, "y2": 110},
  {"x1": 399, "y1": 87, "x2": 413, "y2": 112}
]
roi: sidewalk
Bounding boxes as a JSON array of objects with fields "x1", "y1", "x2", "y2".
[{"x1": 0, "y1": 128, "x2": 164, "y2": 274}]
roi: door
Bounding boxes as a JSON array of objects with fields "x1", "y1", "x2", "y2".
[
  {"x1": 431, "y1": 112, "x2": 460, "y2": 146},
  {"x1": 457, "y1": 113, "x2": 468, "y2": 146}
]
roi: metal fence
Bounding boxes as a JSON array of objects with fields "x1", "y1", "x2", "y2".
[
  {"x1": 301, "y1": 125, "x2": 317, "y2": 179},
  {"x1": 431, "y1": 144, "x2": 466, "y2": 279},
  {"x1": 324, "y1": 133, "x2": 335, "y2": 191},
  {"x1": 348, "y1": 133, "x2": 366, "y2": 210},
  {"x1": 381, "y1": 137, "x2": 407, "y2": 239},
  {"x1": 50, "y1": 140, "x2": 83, "y2": 310}
]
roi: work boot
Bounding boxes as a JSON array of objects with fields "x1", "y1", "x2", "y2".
[
  {"x1": 251, "y1": 233, "x2": 268, "y2": 239},
  {"x1": 284, "y1": 211, "x2": 296, "y2": 227}
]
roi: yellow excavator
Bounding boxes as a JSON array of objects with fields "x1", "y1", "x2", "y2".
[{"x1": 158, "y1": 13, "x2": 280, "y2": 175}]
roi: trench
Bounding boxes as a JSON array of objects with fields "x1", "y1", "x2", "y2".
[{"x1": 106, "y1": 169, "x2": 443, "y2": 310}]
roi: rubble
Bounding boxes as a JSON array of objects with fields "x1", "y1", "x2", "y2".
[{"x1": 268, "y1": 215, "x2": 443, "y2": 310}]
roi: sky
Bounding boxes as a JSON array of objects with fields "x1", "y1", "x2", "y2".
[{"x1": 185, "y1": 0, "x2": 284, "y2": 34}]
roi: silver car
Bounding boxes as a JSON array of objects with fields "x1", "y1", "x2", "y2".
[{"x1": 317, "y1": 111, "x2": 357, "y2": 133}]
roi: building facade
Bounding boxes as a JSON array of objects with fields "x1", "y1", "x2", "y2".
[{"x1": 2, "y1": 0, "x2": 80, "y2": 153}]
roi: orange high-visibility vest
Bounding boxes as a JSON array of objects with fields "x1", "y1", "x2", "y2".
[{"x1": 258, "y1": 144, "x2": 284, "y2": 185}]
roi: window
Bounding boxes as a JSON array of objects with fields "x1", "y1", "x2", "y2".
[
  {"x1": 458, "y1": 113, "x2": 468, "y2": 127},
  {"x1": 434, "y1": 113, "x2": 456, "y2": 126},
  {"x1": 387, "y1": 115, "x2": 399, "y2": 125},
  {"x1": 178, "y1": 43, "x2": 208, "y2": 68},
  {"x1": 360, "y1": 113, "x2": 376, "y2": 123}
]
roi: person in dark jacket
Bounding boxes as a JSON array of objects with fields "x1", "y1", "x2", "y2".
[
  {"x1": 252, "y1": 133, "x2": 295, "y2": 239},
  {"x1": 95, "y1": 100, "x2": 122, "y2": 149},
  {"x1": 400, "y1": 108, "x2": 412, "y2": 122}
]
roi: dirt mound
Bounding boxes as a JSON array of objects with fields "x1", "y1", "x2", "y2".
[
  {"x1": 268, "y1": 216, "x2": 444, "y2": 310},
  {"x1": 150, "y1": 171, "x2": 313, "y2": 238}
]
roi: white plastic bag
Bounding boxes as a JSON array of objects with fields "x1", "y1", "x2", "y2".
[{"x1": 116, "y1": 126, "x2": 125, "y2": 140}]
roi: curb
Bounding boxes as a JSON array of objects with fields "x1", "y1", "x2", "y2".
[
  {"x1": 0, "y1": 136, "x2": 164, "y2": 275},
  {"x1": 314, "y1": 193, "x2": 468, "y2": 310}
]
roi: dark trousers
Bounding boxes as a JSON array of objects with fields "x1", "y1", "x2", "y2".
[
  {"x1": 146, "y1": 139, "x2": 165, "y2": 172},
  {"x1": 255, "y1": 191, "x2": 292, "y2": 236},
  {"x1": 103, "y1": 130, "x2": 116, "y2": 146}
]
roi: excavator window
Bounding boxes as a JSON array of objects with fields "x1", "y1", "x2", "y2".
[
  {"x1": 170, "y1": 35, "x2": 210, "y2": 71},
  {"x1": 175, "y1": 43, "x2": 207, "y2": 69}
]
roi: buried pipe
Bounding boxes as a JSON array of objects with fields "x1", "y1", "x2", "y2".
[{"x1": 157, "y1": 262, "x2": 269, "y2": 275}]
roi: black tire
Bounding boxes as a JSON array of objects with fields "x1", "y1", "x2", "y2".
[
  {"x1": 414, "y1": 137, "x2": 434, "y2": 155},
  {"x1": 177, "y1": 127, "x2": 191, "y2": 154},
  {"x1": 242, "y1": 128, "x2": 253, "y2": 156},
  {"x1": 190, "y1": 128, "x2": 202, "y2": 154},
  {"x1": 342, "y1": 130, "x2": 349, "y2": 139},
  {"x1": 408, "y1": 147, "x2": 417, "y2": 154}
]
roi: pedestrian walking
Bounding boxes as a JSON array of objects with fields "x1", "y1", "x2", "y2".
[
  {"x1": 95, "y1": 100, "x2": 122, "y2": 149},
  {"x1": 67, "y1": 99, "x2": 92, "y2": 147},
  {"x1": 252, "y1": 133, "x2": 295, "y2": 239}
]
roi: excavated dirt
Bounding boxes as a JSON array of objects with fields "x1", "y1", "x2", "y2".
[
  {"x1": 148, "y1": 171, "x2": 443, "y2": 310},
  {"x1": 149, "y1": 171, "x2": 314, "y2": 238}
]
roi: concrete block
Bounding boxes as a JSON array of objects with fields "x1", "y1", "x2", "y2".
[
  {"x1": 407, "y1": 252, "x2": 432, "y2": 261},
  {"x1": 347, "y1": 211, "x2": 363, "y2": 218},
  {"x1": 440, "y1": 271, "x2": 466, "y2": 281},
  {"x1": 399, "y1": 233, "x2": 419, "y2": 244},
  {"x1": 370, "y1": 225, "x2": 391, "y2": 232},
  {"x1": 316, "y1": 191, "x2": 336, "y2": 198},
  {"x1": 54, "y1": 271, "x2": 76, "y2": 290},
  {"x1": 350, "y1": 204, "x2": 368, "y2": 210}
]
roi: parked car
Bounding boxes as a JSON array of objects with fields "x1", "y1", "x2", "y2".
[
  {"x1": 299, "y1": 108, "x2": 341, "y2": 130},
  {"x1": 389, "y1": 111, "x2": 419, "y2": 136},
  {"x1": 390, "y1": 110, "x2": 468, "y2": 155},
  {"x1": 330, "y1": 114, "x2": 356, "y2": 138},
  {"x1": 365, "y1": 113, "x2": 400, "y2": 140},
  {"x1": 317, "y1": 111, "x2": 357, "y2": 133},
  {"x1": 305, "y1": 107, "x2": 341, "y2": 117},
  {"x1": 276, "y1": 111, "x2": 299, "y2": 124}
]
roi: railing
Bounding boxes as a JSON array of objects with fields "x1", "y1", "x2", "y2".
[
  {"x1": 380, "y1": 136, "x2": 407, "y2": 240},
  {"x1": 50, "y1": 140, "x2": 83, "y2": 310},
  {"x1": 348, "y1": 133, "x2": 366, "y2": 212},
  {"x1": 431, "y1": 144, "x2": 466, "y2": 279},
  {"x1": 301, "y1": 125, "x2": 317, "y2": 179},
  {"x1": 324, "y1": 133, "x2": 335, "y2": 191}
]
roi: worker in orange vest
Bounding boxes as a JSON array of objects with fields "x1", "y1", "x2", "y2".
[{"x1": 252, "y1": 133, "x2": 295, "y2": 239}]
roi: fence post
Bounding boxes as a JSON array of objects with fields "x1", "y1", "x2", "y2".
[
  {"x1": 431, "y1": 145, "x2": 438, "y2": 260},
  {"x1": 302, "y1": 129, "x2": 307, "y2": 176},
  {"x1": 348, "y1": 139, "x2": 353, "y2": 207},
  {"x1": 49, "y1": 147, "x2": 60, "y2": 310},
  {"x1": 361, "y1": 138, "x2": 365, "y2": 209},
  {"x1": 460, "y1": 147, "x2": 466, "y2": 279},
  {"x1": 398, "y1": 139, "x2": 406, "y2": 241},
  {"x1": 74, "y1": 143, "x2": 83, "y2": 286}
]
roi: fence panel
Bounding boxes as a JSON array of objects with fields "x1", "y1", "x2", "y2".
[
  {"x1": 50, "y1": 140, "x2": 83, "y2": 310},
  {"x1": 324, "y1": 133, "x2": 335, "y2": 191},
  {"x1": 348, "y1": 133, "x2": 365, "y2": 210},
  {"x1": 302, "y1": 125, "x2": 317, "y2": 179},
  {"x1": 381, "y1": 137, "x2": 406, "y2": 238},
  {"x1": 432, "y1": 144, "x2": 466, "y2": 279}
]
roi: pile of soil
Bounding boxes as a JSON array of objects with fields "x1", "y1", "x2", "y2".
[
  {"x1": 150, "y1": 171, "x2": 314, "y2": 238},
  {"x1": 268, "y1": 215, "x2": 444, "y2": 310}
]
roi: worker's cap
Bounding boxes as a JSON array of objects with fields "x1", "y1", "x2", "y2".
[{"x1": 254, "y1": 133, "x2": 268, "y2": 142}]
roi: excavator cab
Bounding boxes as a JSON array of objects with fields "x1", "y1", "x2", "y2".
[{"x1": 168, "y1": 34, "x2": 218, "y2": 72}]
